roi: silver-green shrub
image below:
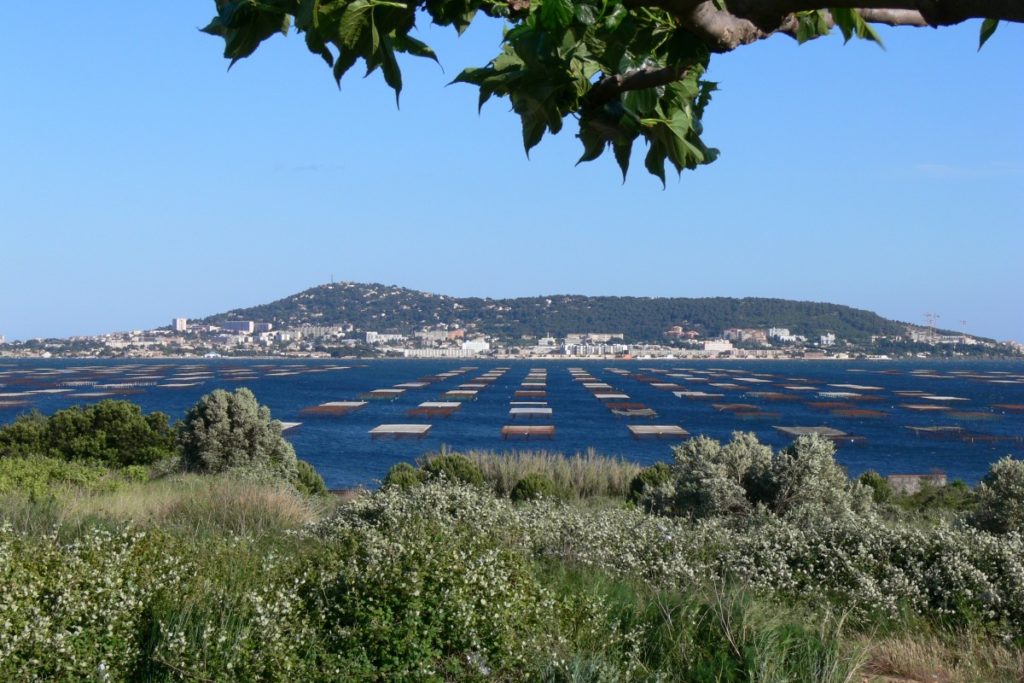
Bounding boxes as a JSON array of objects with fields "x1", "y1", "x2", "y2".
[
  {"x1": 657, "y1": 433, "x2": 869, "y2": 521},
  {"x1": 178, "y1": 388, "x2": 296, "y2": 480}
]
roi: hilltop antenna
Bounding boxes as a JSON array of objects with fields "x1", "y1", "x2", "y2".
[{"x1": 923, "y1": 312, "x2": 939, "y2": 340}]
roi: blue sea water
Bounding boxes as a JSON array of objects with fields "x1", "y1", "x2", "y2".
[{"x1": 1, "y1": 358, "x2": 1023, "y2": 489}]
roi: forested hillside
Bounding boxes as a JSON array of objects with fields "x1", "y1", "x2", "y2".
[{"x1": 203, "y1": 282, "x2": 909, "y2": 342}]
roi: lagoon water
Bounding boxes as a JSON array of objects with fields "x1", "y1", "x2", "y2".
[{"x1": 2, "y1": 358, "x2": 1023, "y2": 489}]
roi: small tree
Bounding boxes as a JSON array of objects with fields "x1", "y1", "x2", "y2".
[
  {"x1": 761, "y1": 434, "x2": 866, "y2": 518},
  {"x1": 178, "y1": 388, "x2": 297, "y2": 479},
  {"x1": 672, "y1": 432, "x2": 772, "y2": 519},
  {"x1": 971, "y1": 456, "x2": 1024, "y2": 535}
]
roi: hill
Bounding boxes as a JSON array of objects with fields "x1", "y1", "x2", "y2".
[{"x1": 202, "y1": 282, "x2": 910, "y2": 343}]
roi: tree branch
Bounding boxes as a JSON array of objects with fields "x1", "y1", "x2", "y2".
[
  {"x1": 725, "y1": 0, "x2": 1023, "y2": 28},
  {"x1": 583, "y1": 64, "x2": 697, "y2": 108}
]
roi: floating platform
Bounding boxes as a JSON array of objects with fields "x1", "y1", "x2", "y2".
[
  {"x1": 831, "y1": 409, "x2": 888, "y2": 419},
  {"x1": 713, "y1": 403, "x2": 763, "y2": 414},
  {"x1": 444, "y1": 390, "x2": 479, "y2": 401},
  {"x1": 673, "y1": 391, "x2": 723, "y2": 399},
  {"x1": 370, "y1": 424, "x2": 432, "y2": 439},
  {"x1": 509, "y1": 407, "x2": 553, "y2": 419},
  {"x1": 514, "y1": 390, "x2": 547, "y2": 398},
  {"x1": 407, "y1": 401, "x2": 462, "y2": 417},
  {"x1": 901, "y1": 404, "x2": 951, "y2": 412},
  {"x1": 394, "y1": 382, "x2": 429, "y2": 389},
  {"x1": 628, "y1": 425, "x2": 689, "y2": 439},
  {"x1": 993, "y1": 404, "x2": 1024, "y2": 413},
  {"x1": 773, "y1": 426, "x2": 851, "y2": 440},
  {"x1": 594, "y1": 392, "x2": 630, "y2": 400},
  {"x1": 361, "y1": 388, "x2": 405, "y2": 400},
  {"x1": 502, "y1": 425, "x2": 555, "y2": 440},
  {"x1": 611, "y1": 407, "x2": 658, "y2": 418},
  {"x1": 301, "y1": 401, "x2": 368, "y2": 415}
]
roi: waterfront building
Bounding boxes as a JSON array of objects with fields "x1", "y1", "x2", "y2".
[{"x1": 172, "y1": 318, "x2": 188, "y2": 332}]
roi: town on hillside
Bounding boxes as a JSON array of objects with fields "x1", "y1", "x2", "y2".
[{"x1": 2, "y1": 317, "x2": 1020, "y2": 360}]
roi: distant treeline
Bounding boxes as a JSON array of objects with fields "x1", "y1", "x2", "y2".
[{"x1": 203, "y1": 282, "x2": 908, "y2": 342}]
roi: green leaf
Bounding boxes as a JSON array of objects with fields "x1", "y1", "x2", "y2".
[
  {"x1": 333, "y1": 48, "x2": 359, "y2": 85},
  {"x1": 522, "y1": 113, "x2": 547, "y2": 155},
  {"x1": 829, "y1": 8, "x2": 884, "y2": 47},
  {"x1": 540, "y1": 0, "x2": 574, "y2": 31},
  {"x1": 576, "y1": 122, "x2": 606, "y2": 164},
  {"x1": 612, "y1": 139, "x2": 632, "y2": 181},
  {"x1": 379, "y1": 36, "x2": 403, "y2": 105},
  {"x1": 794, "y1": 10, "x2": 830, "y2": 44},
  {"x1": 979, "y1": 18, "x2": 999, "y2": 50},
  {"x1": 338, "y1": 0, "x2": 373, "y2": 51},
  {"x1": 644, "y1": 140, "x2": 666, "y2": 187},
  {"x1": 574, "y1": 4, "x2": 597, "y2": 25},
  {"x1": 393, "y1": 35, "x2": 440, "y2": 64}
]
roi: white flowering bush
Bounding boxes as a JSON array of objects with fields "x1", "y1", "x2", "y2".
[
  {"x1": 972, "y1": 456, "x2": 1024, "y2": 535},
  {"x1": 316, "y1": 481, "x2": 1024, "y2": 638}
]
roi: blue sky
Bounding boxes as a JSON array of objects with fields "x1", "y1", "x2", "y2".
[{"x1": 1, "y1": 5, "x2": 1021, "y2": 342}]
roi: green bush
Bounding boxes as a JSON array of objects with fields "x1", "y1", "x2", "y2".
[
  {"x1": 178, "y1": 388, "x2": 297, "y2": 480},
  {"x1": 0, "y1": 455, "x2": 129, "y2": 498},
  {"x1": 510, "y1": 472, "x2": 561, "y2": 502},
  {"x1": 420, "y1": 454, "x2": 484, "y2": 487},
  {"x1": 858, "y1": 470, "x2": 892, "y2": 504},
  {"x1": 628, "y1": 462, "x2": 674, "y2": 504},
  {"x1": 382, "y1": 462, "x2": 426, "y2": 489},
  {"x1": 971, "y1": 456, "x2": 1024, "y2": 534},
  {"x1": 0, "y1": 401, "x2": 176, "y2": 467},
  {"x1": 294, "y1": 459, "x2": 328, "y2": 495}
]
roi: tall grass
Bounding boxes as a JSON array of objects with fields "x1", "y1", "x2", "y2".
[
  {"x1": 0, "y1": 473, "x2": 328, "y2": 540},
  {"x1": 538, "y1": 563, "x2": 865, "y2": 683},
  {"x1": 438, "y1": 448, "x2": 644, "y2": 499}
]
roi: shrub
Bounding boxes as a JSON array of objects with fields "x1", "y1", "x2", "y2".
[
  {"x1": 0, "y1": 454, "x2": 128, "y2": 498},
  {"x1": 0, "y1": 401, "x2": 176, "y2": 467},
  {"x1": 859, "y1": 470, "x2": 892, "y2": 504},
  {"x1": 761, "y1": 434, "x2": 869, "y2": 518},
  {"x1": 420, "y1": 453, "x2": 484, "y2": 487},
  {"x1": 666, "y1": 433, "x2": 870, "y2": 521},
  {"x1": 178, "y1": 388, "x2": 297, "y2": 480},
  {"x1": 971, "y1": 456, "x2": 1024, "y2": 534},
  {"x1": 628, "y1": 462, "x2": 673, "y2": 503},
  {"x1": 294, "y1": 459, "x2": 327, "y2": 495},
  {"x1": 511, "y1": 473, "x2": 562, "y2": 502},
  {"x1": 671, "y1": 432, "x2": 772, "y2": 518},
  {"x1": 382, "y1": 462, "x2": 426, "y2": 489}
]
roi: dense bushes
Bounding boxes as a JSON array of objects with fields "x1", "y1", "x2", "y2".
[
  {"x1": 0, "y1": 401, "x2": 175, "y2": 467},
  {"x1": 639, "y1": 432, "x2": 870, "y2": 521}
]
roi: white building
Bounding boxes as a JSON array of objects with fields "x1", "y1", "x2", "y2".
[
  {"x1": 461, "y1": 339, "x2": 491, "y2": 354},
  {"x1": 172, "y1": 318, "x2": 188, "y2": 332},
  {"x1": 703, "y1": 339, "x2": 733, "y2": 353},
  {"x1": 366, "y1": 331, "x2": 406, "y2": 344},
  {"x1": 820, "y1": 333, "x2": 836, "y2": 346}
]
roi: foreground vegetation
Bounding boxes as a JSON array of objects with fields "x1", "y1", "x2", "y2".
[{"x1": 2, "y1": 394, "x2": 1023, "y2": 681}]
